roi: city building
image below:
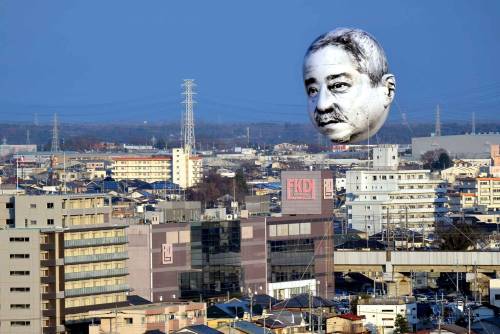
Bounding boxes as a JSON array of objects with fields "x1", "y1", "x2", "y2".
[
  {"x1": 412, "y1": 133, "x2": 500, "y2": 160},
  {"x1": 0, "y1": 144, "x2": 37, "y2": 158},
  {"x1": 491, "y1": 144, "x2": 500, "y2": 177},
  {"x1": 88, "y1": 301, "x2": 206, "y2": 334},
  {"x1": 326, "y1": 313, "x2": 366, "y2": 334},
  {"x1": 346, "y1": 145, "x2": 448, "y2": 236},
  {"x1": 127, "y1": 218, "x2": 241, "y2": 302},
  {"x1": 172, "y1": 148, "x2": 203, "y2": 188},
  {"x1": 477, "y1": 177, "x2": 500, "y2": 211},
  {"x1": 0, "y1": 194, "x2": 129, "y2": 333},
  {"x1": 112, "y1": 156, "x2": 171, "y2": 182},
  {"x1": 357, "y1": 297, "x2": 417, "y2": 334}
]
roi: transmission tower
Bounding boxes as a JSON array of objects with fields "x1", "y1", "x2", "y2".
[
  {"x1": 434, "y1": 105, "x2": 441, "y2": 137},
  {"x1": 181, "y1": 79, "x2": 196, "y2": 153},
  {"x1": 26, "y1": 129, "x2": 30, "y2": 145},
  {"x1": 472, "y1": 112, "x2": 476, "y2": 135},
  {"x1": 51, "y1": 113, "x2": 60, "y2": 152}
]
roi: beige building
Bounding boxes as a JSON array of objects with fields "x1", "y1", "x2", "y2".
[
  {"x1": 88, "y1": 302, "x2": 206, "y2": 334},
  {"x1": 0, "y1": 194, "x2": 129, "y2": 333},
  {"x1": 172, "y1": 148, "x2": 203, "y2": 188},
  {"x1": 326, "y1": 314, "x2": 366, "y2": 334},
  {"x1": 112, "y1": 156, "x2": 171, "y2": 182},
  {"x1": 477, "y1": 177, "x2": 500, "y2": 210}
]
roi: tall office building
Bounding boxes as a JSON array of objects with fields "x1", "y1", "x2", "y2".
[{"x1": 0, "y1": 194, "x2": 129, "y2": 333}]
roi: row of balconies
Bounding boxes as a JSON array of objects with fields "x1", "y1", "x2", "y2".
[
  {"x1": 64, "y1": 283, "x2": 129, "y2": 297},
  {"x1": 65, "y1": 252, "x2": 128, "y2": 264},
  {"x1": 64, "y1": 236, "x2": 127, "y2": 248},
  {"x1": 65, "y1": 267, "x2": 128, "y2": 281}
]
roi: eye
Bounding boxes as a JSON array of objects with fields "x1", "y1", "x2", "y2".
[
  {"x1": 307, "y1": 87, "x2": 318, "y2": 97},
  {"x1": 329, "y1": 82, "x2": 351, "y2": 92}
]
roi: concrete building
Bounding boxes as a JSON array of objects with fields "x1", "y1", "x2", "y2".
[
  {"x1": 241, "y1": 215, "x2": 334, "y2": 300},
  {"x1": 491, "y1": 144, "x2": 500, "y2": 177},
  {"x1": 0, "y1": 194, "x2": 129, "y2": 333},
  {"x1": 0, "y1": 144, "x2": 37, "y2": 158},
  {"x1": 88, "y1": 302, "x2": 206, "y2": 334},
  {"x1": 357, "y1": 297, "x2": 417, "y2": 334},
  {"x1": 172, "y1": 148, "x2": 203, "y2": 188},
  {"x1": 346, "y1": 145, "x2": 448, "y2": 236},
  {"x1": 112, "y1": 156, "x2": 171, "y2": 182},
  {"x1": 477, "y1": 177, "x2": 500, "y2": 211},
  {"x1": 412, "y1": 133, "x2": 500, "y2": 160},
  {"x1": 489, "y1": 278, "x2": 500, "y2": 308}
]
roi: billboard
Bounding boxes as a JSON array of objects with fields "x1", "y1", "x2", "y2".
[{"x1": 281, "y1": 170, "x2": 334, "y2": 215}]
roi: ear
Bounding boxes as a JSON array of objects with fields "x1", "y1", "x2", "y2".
[{"x1": 381, "y1": 73, "x2": 396, "y2": 103}]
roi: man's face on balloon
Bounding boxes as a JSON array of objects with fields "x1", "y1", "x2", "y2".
[{"x1": 303, "y1": 35, "x2": 395, "y2": 143}]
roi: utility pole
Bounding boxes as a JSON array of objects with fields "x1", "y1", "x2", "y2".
[
  {"x1": 405, "y1": 206, "x2": 409, "y2": 251},
  {"x1": 309, "y1": 288, "x2": 313, "y2": 333}
]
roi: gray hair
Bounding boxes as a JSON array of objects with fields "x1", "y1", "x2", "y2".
[{"x1": 305, "y1": 28, "x2": 389, "y2": 86}]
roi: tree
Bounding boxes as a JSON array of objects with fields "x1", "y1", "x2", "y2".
[
  {"x1": 437, "y1": 223, "x2": 477, "y2": 250},
  {"x1": 421, "y1": 149, "x2": 452, "y2": 171},
  {"x1": 394, "y1": 314, "x2": 410, "y2": 334}
]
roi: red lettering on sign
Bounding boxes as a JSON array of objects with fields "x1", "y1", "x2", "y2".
[{"x1": 287, "y1": 178, "x2": 316, "y2": 200}]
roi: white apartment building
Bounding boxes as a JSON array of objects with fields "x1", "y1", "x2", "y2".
[
  {"x1": 171, "y1": 148, "x2": 202, "y2": 189},
  {"x1": 357, "y1": 297, "x2": 417, "y2": 334},
  {"x1": 112, "y1": 156, "x2": 171, "y2": 182},
  {"x1": 346, "y1": 145, "x2": 448, "y2": 236}
]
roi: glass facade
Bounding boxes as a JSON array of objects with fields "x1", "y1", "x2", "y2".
[
  {"x1": 269, "y1": 238, "x2": 315, "y2": 283},
  {"x1": 180, "y1": 220, "x2": 241, "y2": 299}
]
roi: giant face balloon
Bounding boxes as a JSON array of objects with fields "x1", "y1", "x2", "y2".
[{"x1": 303, "y1": 28, "x2": 396, "y2": 143}]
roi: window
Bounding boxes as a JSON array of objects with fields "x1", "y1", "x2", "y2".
[
  {"x1": 11, "y1": 304, "x2": 30, "y2": 309},
  {"x1": 9, "y1": 237, "x2": 29, "y2": 242},
  {"x1": 30, "y1": 220, "x2": 37, "y2": 225},
  {"x1": 30, "y1": 204, "x2": 36, "y2": 208},
  {"x1": 10, "y1": 271, "x2": 29, "y2": 276},
  {"x1": 6, "y1": 202, "x2": 13, "y2": 208},
  {"x1": 11, "y1": 321, "x2": 30, "y2": 326},
  {"x1": 10, "y1": 254, "x2": 29, "y2": 259},
  {"x1": 124, "y1": 318, "x2": 133, "y2": 324},
  {"x1": 47, "y1": 202, "x2": 54, "y2": 209},
  {"x1": 47, "y1": 219, "x2": 54, "y2": 225},
  {"x1": 10, "y1": 287, "x2": 30, "y2": 292}
]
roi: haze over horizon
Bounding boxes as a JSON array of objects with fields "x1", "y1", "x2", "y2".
[{"x1": 0, "y1": 0, "x2": 499, "y2": 126}]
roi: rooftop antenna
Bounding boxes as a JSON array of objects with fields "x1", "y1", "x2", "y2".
[
  {"x1": 434, "y1": 105, "x2": 441, "y2": 137},
  {"x1": 472, "y1": 112, "x2": 476, "y2": 135},
  {"x1": 181, "y1": 79, "x2": 196, "y2": 154},
  {"x1": 51, "y1": 113, "x2": 60, "y2": 152}
]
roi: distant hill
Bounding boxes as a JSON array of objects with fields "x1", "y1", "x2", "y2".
[{"x1": 0, "y1": 121, "x2": 498, "y2": 151}]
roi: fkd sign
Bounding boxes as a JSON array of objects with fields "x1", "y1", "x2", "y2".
[{"x1": 287, "y1": 178, "x2": 316, "y2": 200}]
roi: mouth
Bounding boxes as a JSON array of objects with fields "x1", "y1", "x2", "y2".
[{"x1": 314, "y1": 112, "x2": 347, "y2": 127}]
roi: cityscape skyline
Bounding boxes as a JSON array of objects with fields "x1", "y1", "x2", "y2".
[{"x1": 0, "y1": 1, "x2": 499, "y2": 124}]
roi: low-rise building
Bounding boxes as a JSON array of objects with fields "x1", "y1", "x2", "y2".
[
  {"x1": 88, "y1": 302, "x2": 206, "y2": 334},
  {"x1": 326, "y1": 313, "x2": 366, "y2": 334},
  {"x1": 477, "y1": 177, "x2": 500, "y2": 211},
  {"x1": 112, "y1": 156, "x2": 171, "y2": 183},
  {"x1": 357, "y1": 297, "x2": 417, "y2": 334}
]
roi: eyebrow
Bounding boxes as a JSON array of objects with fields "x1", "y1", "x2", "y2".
[
  {"x1": 304, "y1": 78, "x2": 316, "y2": 86},
  {"x1": 326, "y1": 73, "x2": 352, "y2": 80}
]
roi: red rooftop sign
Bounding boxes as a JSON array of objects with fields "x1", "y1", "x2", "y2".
[{"x1": 287, "y1": 178, "x2": 316, "y2": 200}]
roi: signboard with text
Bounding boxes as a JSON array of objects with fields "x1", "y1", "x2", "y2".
[
  {"x1": 162, "y1": 244, "x2": 173, "y2": 264},
  {"x1": 287, "y1": 178, "x2": 316, "y2": 200}
]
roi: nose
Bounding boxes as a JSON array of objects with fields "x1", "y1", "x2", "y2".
[{"x1": 315, "y1": 85, "x2": 333, "y2": 113}]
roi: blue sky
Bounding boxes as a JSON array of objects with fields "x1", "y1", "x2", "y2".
[{"x1": 0, "y1": 0, "x2": 498, "y2": 125}]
